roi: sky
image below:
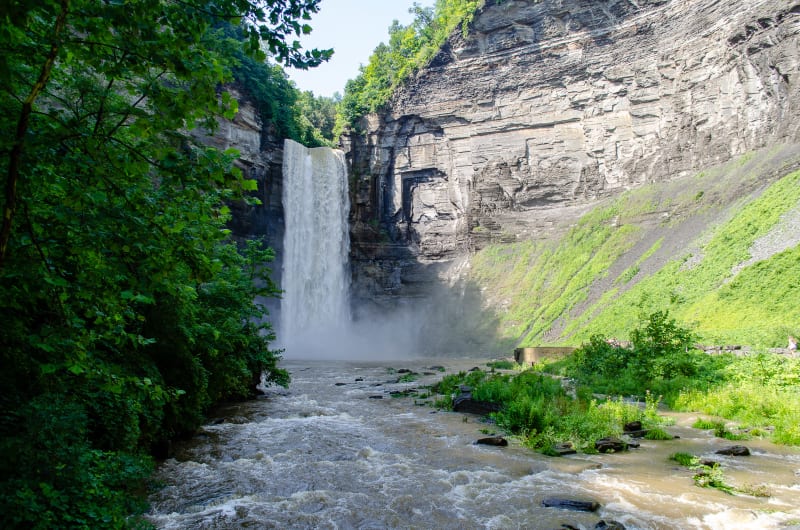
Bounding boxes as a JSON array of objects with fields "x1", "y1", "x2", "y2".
[{"x1": 286, "y1": 0, "x2": 435, "y2": 98}]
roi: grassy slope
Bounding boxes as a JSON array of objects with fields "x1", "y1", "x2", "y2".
[{"x1": 469, "y1": 148, "x2": 800, "y2": 349}]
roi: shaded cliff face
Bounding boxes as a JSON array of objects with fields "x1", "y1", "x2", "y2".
[
  {"x1": 347, "y1": 0, "x2": 800, "y2": 311},
  {"x1": 196, "y1": 88, "x2": 286, "y2": 315}
]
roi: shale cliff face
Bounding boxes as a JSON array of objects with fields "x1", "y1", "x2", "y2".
[
  {"x1": 347, "y1": 0, "x2": 800, "y2": 309},
  {"x1": 196, "y1": 88, "x2": 286, "y2": 312},
  {"x1": 197, "y1": 88, "x2": 285, "y2": 248}
]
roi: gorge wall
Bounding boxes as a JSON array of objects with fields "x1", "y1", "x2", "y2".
[
  {"x1": 345, "y1": 0, "x2": 800, "y2": 317},
  {"x1": 197, "y1": 88, "x2": 286, "y2": 316}
]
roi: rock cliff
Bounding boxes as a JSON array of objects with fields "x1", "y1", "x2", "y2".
[
  {"x1": 195, "y1": 88, "x2": 286, "y2": 314},
  {"x1": 346, "y1": 0, "x2": 800, "y2": 312}
]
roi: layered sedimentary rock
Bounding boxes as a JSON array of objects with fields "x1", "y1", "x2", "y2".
[
  {"x1": 346, "y1": 0, "x2": 800, "y2": 306},
  {"x1": 197, "y1": 88, "x2": 285, "y2": 254}
]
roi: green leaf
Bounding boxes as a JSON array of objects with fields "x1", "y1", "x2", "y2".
[{"x1": 240, "y1": 179, "x2": 258, "y2": 191}]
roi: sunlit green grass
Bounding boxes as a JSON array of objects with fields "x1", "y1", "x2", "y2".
[{"x1": 468, "y1": 157, "x2": 800, "y2": 349}]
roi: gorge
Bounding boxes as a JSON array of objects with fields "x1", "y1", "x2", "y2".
[
  {"x1": 220, "y1": 0, "x2": 800, "y2": 353},
  {"x1": 345, "y1": 0, "x2": 800, "y2": 349},
  {"x1": 146, "y1": 1, "x2": 800, "y2": 528}
]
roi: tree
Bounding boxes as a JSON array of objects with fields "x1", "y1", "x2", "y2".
[
  {"x1": 0, "y1": 0, "x2": 327, "y2": 526},
  {"x1": 336, "y1": 0, "x2": 481, "y2": 131}
]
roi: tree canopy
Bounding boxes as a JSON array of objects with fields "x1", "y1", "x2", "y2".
[
  {"x1": 336, "y1": 0, "x2": 482, "y2": 133},
  {"x1": 0, "y1": 0, "x2": 329, "y2": 526}
]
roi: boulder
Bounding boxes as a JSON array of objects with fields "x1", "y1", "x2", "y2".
[
  {"x1": 595, "y1": 437, "x2": 628, "y2": 453},
  {"x1": 623, "y1": 421, "x2": 648, "y2": 438},
  {"x1": 623, "y1": 421, "x2": 642, "y2": 432},
  {"x1": 716, "y1": 445, "x2": 750, "y2": 456},
  {"x1": 452, "y1": 393, "x2": 502, "y2": 416},
  {"x1": 541, "y1": 497, "x2": 600, "y2": 512},
  {"x1": 476, "y1": 436, "x2": 508, "y2": 447},
  {"x1": 551, "y1": 442, "x2": 577, "y2": 456}
]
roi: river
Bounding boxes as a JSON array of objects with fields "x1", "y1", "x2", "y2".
[{"x1": 147, "y1": 358, "x2": 800, "y2": 529}]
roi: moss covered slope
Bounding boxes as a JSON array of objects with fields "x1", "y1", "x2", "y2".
[{"x1": 469, "y1": 146, "x2": 800, "y2": 349}]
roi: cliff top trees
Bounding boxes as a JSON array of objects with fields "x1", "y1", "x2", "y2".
[
  {"x1": 336, "y1": 0, "x2": 482, "y2": 133},
  {"x1": 0, "y1": 0, "x2": 327, "y2": 526}
]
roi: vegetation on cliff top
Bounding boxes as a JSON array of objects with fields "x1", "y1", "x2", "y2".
[
  {"x1": 225, "y1": 21, "x2": 338, "y2": 146},
  {"x1": 0, "y1": 0, "x2": 327, "y2": 526},
  {"x1": 469, "y1": 151, "x2": 800, "y2": 350},
  {"x1": 336, "y1": 0, "x2": 482, "y2": 134}
]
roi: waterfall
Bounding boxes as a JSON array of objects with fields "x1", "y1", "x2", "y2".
[{"x1": 280, "y1": 139, "x2": 351, "y2": 357}]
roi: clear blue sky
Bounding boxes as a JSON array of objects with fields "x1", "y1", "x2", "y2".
[{"x1": 287, "y1": 0, "x2": 434, "y2": 98}]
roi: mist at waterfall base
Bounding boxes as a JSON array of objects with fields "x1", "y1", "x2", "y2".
[{"x1": 278, "y1": 139, "x2": 426, "y2": 360}]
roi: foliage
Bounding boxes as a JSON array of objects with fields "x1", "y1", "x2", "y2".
[
  {"x1": 692, "y1": 418, "x2": 720, "y2": 430},
  {"x1": 222, "y1": 22, "x2": 336, "y2": 146},
  {"x1": 430, "y1": 368, "x2": 663, "y2": 454},
  {"x1": 336, "y1": 0, "x2": 482, "y2": 132},
  {"x1": 431, "y1": 369, "x2": 488, "y2": 408},
  {"x1": 467, "y1": 157, "x2": 800, "y2": 349},
  {"x1": 675, "y1": 354, "x2": 800, "y2": 446},
  {"x1": 0, "y1": 0, "x2": 322, "y2": 526},
  {"x1": 644, "y1": 427, "x2": 673, "y2": 440},
  {"x1": 670, "y1": 452, "x2": 699, "y2": 467},
  {"x1": 671, "y1": 452, "x2": 768, "y2": 496},
  {"x1": 566, "y1": 310, "x2": 700, "y2": 396},
  {"x1": 486, "y1": 359, "x2": 516, "y2": 370},
  {"x1": 693, "y1": 464, "x2": 736, "y2": 495},
  {"x1": 556, "y1": 314, "x2": 800, "y2": 446}
]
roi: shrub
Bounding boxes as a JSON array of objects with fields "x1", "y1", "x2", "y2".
[{"x1": 567, "y1": 310, "x2": 700, "y2": 395}]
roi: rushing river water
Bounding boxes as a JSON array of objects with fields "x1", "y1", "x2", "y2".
[{"x1": 147, "y1": 359, "x2": 800, "y2": 529}]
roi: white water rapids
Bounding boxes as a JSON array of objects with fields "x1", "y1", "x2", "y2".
[{"x1": 147, "y1": 360, "x2": 800, "y2": 529}]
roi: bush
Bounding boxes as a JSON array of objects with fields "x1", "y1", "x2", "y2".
[
  {"x1": 431, "y1": 368, "x2": 662, "y2": 453},
  {"x1": 568, "y1": 310, "x2": 700, "y2": 395},
  {"x1": 0, "y1": 397, "x2": 152, "y2": 529}
]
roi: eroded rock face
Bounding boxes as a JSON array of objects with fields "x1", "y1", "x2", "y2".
[
  {"x1": 346, "y1": 0, "x2": 800, "y2": 303},
  {"x1": 195, "y1": 87, "x2": 285, "y2": 252},
  {"x1": 194, "y1": 87, "x2": 286, "y2": 314}
]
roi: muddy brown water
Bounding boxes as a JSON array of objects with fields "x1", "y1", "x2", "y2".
[{"x1": 147, "y1": 360, "x2": 800, "y2": 529}]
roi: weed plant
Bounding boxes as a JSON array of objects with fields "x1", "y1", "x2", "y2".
[
  {"x1": 551, "y1": 311, "x2": 800, "y2": 446},
  {"x1": 669, "y1": 452, "x2": 699, "y2": 467},
  {"x1": 431, "y1": 368, "x2": 663, "y2": 454}
]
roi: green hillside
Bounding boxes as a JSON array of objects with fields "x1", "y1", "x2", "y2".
[{"x1": 469, "y1": 146, "x2": 800, "y2": 349}]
